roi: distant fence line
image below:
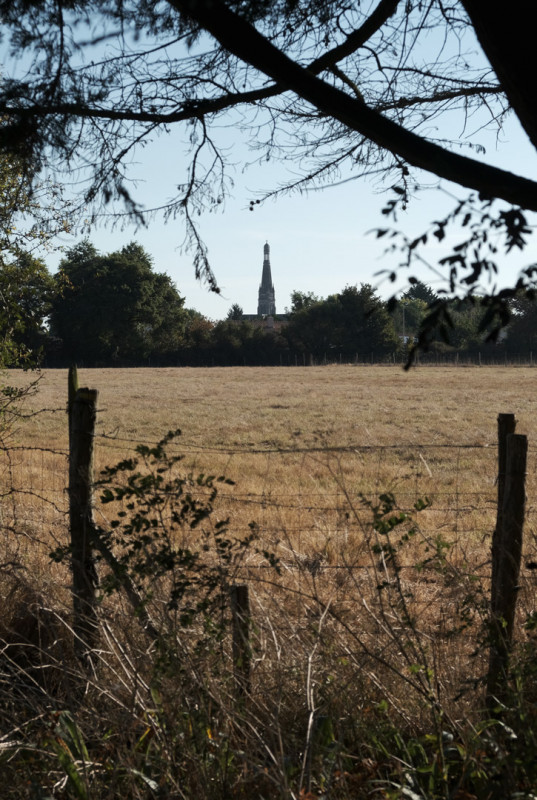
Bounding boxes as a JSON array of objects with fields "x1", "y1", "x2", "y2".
[{"x1": 41, "y1": 350, "x2": 537, "y2": 369}]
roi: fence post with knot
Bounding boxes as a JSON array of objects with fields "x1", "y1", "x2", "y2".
[{"x1": 68, "y1": 368, "x2": 99, "y2": 666}]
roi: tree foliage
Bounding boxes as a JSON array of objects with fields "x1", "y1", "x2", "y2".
[
  {"x1": 403, "y1": 281, "x2": 438, "y2": 306},
  {"x1": 206, "y1": 318, "x2": 287, "y2": 366},
  {"x1": 0, "y1": 146, "x2": 69, "y2": 367},
  {"x1": 390, "y1": 296, "x2": 427, "y2": 342},
  {"x1": 504, "y1": 292, "x2": 537, "y2": 354},
  {"x1": 286, "y1": 284, "x2": 397, "y2": 358},
  {"x1": 286, "y1": 291, "x2": 321, "y2": 314},
  {"x1": 0, "y1": 149, "x2": 71, "y2": 259},
  {"x1": 50, "y1": 240, "x2": 187, "y2": 365},
  {"x1": 227, "y1": 303, "x2": 244, "y2": 321},
  {"x1": 0, "y1": 251, "x2": 54, "y2": 366}
]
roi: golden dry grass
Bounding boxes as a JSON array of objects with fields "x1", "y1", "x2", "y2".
[
  {"x1": 9, "y1": 363, "x2": 537, "y2": 449},
  {"x1": 3, "y1": 364, "x2": 537, "y2": 620},
  {"x1": 1, "y1": 366, "x2": 537, "y2": 797},
  {"x1": 4, "y1": 364, "x2": 537, "y2": 563}
]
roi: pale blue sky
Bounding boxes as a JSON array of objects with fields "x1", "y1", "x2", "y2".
[
  {"x1": 25, "y1": 16, "x2": 537, "y2": 322},
  {"x1": 44, "y1": 109, "x2": 537, "y2": 321}
]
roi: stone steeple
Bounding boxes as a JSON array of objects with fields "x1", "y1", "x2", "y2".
[{"x1": 257, "y1": 241, "x2": 276, "y2": 316}]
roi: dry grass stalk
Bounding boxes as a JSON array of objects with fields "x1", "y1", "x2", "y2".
[{"x1": 0, "y1": 365, "x2": 535, "y2": 796}]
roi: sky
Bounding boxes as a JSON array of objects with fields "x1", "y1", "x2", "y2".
[
  {"x1": 39, "y1": 96, "x2": 537, "y2": 322},
  {"x1": 24, "y1": 18, "x2": 537, "y2": 322},
  {"x1": 40, "y1": 115, "x2": 537, "y2": 323}
]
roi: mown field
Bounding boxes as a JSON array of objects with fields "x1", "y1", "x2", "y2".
[{"x1": 1, "y1": 365, "x2": 537, "y2": 798}]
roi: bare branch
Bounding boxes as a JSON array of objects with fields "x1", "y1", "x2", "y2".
[{"x1": 169, "y1": 0, "x2": 537, "y2": 211}]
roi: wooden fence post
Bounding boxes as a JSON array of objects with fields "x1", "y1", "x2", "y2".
[
  {"x1": 231, "y1": 584, "x2": 251, "y2": 697},
  {"x1": 487, "y1": 431, "x2": 527, "y2": 711},
  {"x1": 490, "y1": 413, "x2": 516, "y2": 620},
  {"x1": 69, "y1": 378, "x2": 99, "y2": 666}
]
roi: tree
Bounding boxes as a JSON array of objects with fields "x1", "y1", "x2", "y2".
[
  {"x1": 227, "y1": 303, "x2": 244, "y2": 321},
  {"x1": 504, "y1": 294, "x2": 537, "y2": 354},
  {"x1": 205, "y1": 318, "x2": 287, "y2": 365},
  {"x1": 0, "y1": 146, "x2": 70, "y2": 367},
  {"x1": 50, "y1": 240, "x2": 188, "y2": 365},
  {"x1": 0, "y1": 251, "x2": 54, "y2": 366},
  {"x1": 286, "y1": 291, "x2": 321, "y2": 314},
  {"x1": 0, "y1": 149, "x2": 71, "y2": 260},
  {"x1": 286, "y1": 284, "x2": 397, "y2": 358},
  {"x1": 1, "y1": 1, "x2": 537, "y2": 299},
  {"x1": 389, "y1": 283, "x2": 436, "y2": 341},
  {"x1": 441, "y1": 298, "x2": 488, "y2": 352},
  {"x1": 391, "y1": 297, "x2": 427, "y2": 342},
  {"x1": 403, "y1": 282, "x2": 438, "y2": 307},
  {"x1": 0, "y1": 119, "x2": 74, "y2": 451}
]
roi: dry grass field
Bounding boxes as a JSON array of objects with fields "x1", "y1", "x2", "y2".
[
  {"x1": 4, "y1": 363, "x2": 537, "y2": 614},
  {"x1": 5, "y1": 364, "x2": 537, "y2": 557},
  {"x1": 2, "y1": 364, "x2": 537, "y2": 576},
  {"x1": 2, "y1": 365, "x2": 537, "y2": 798},
  {"x1": 9, "y1": 363, "x2": 537, "y2": 450}
]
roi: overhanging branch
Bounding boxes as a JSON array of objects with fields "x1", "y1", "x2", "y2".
[
  {"x1": 0, "y1": 1, "x2": 401, "y2": 128},
  {"x1": 170, "y1": 0, "x2": 537, "y2": 212}
]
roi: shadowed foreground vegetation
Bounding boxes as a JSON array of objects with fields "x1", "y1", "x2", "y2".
[{"x1": 1, "y1": 366, "x2": 537, "y2": 798}]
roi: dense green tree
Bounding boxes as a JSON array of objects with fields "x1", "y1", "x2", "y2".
[
  {"x1": 504, "y1": 295, "x2": 537, "y2": 353},
  {"x1": 227, "y1": 303, "x2": 244, "y2": 321},
  {"x1": 286, "y1": 291, "x2": 321, "y2": 314},
  {"x1": 391, "y1": 288, "x2": 500, "y2": 353},
  {"x1": 208, "y1": 320, "x2": 245, "y2": 365},
  {"x1": 391, "y1": 297, "x2": 428, "y2": 341},
  {"x1": 50, "y1": 241, "x2": 187, "y2": 365},
  {"x1": 445, "y1": 299, "x2": 487, "y2": 351},
  {"x1": 0, "y1": 251, "x2": 54, "y2": 366},
  {"x1": 403, "y1": 281, "x2": 438, "y2": 306},
  {"x1": 0, "y1": 144, "x2": 72, "y2": 366},
  {"x1": 286, "y1": 284, "x2": 397, "y2": 359},
  {"x1": 177, "y1": 309, "x2": 215, "y2": 365},
  {"x1": 411, "y1": 295, "x2": 501, "y2": 354},
  {"x1": 176, "y1": 316, "x2": 287, "y2": 366}
]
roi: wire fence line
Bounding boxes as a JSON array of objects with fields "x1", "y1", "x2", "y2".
[
  {"x1": 2, "y1": 399, "x2": 537, "y2": 615},
  {"x1": 93, "y1": 431, "x2": 501, "y2": 454},
  {"x1": 1, "y1": 414, "x2": 536, "y2": 582},
  {"x1": 1, "y1": 381, "x2": 535, "y2": 774},
  {"x1": 0, "y1": 435, "x2": 518, "y2": 511}
]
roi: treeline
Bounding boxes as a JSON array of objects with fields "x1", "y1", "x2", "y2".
[{"x1": 2, "y1": 240, "x2": 537, "y2": 368}]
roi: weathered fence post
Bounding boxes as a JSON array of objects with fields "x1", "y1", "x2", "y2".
[
  {"x1": 69, "y1": 371, "x2": 99, "y2": 666},
  {"x1": 490, "y1": 413, "x2": 517, "y2": 620},
  {"x1": 487, "y1": 431, "x2": 527, "y2": 711},
  {"x1": 231, "y1": 584, "x2": 251, "y2": 697}
]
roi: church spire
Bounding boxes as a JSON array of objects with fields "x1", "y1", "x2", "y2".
[{"x1": 257, "y1": 241, "x2": 276, "y2": 316}]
